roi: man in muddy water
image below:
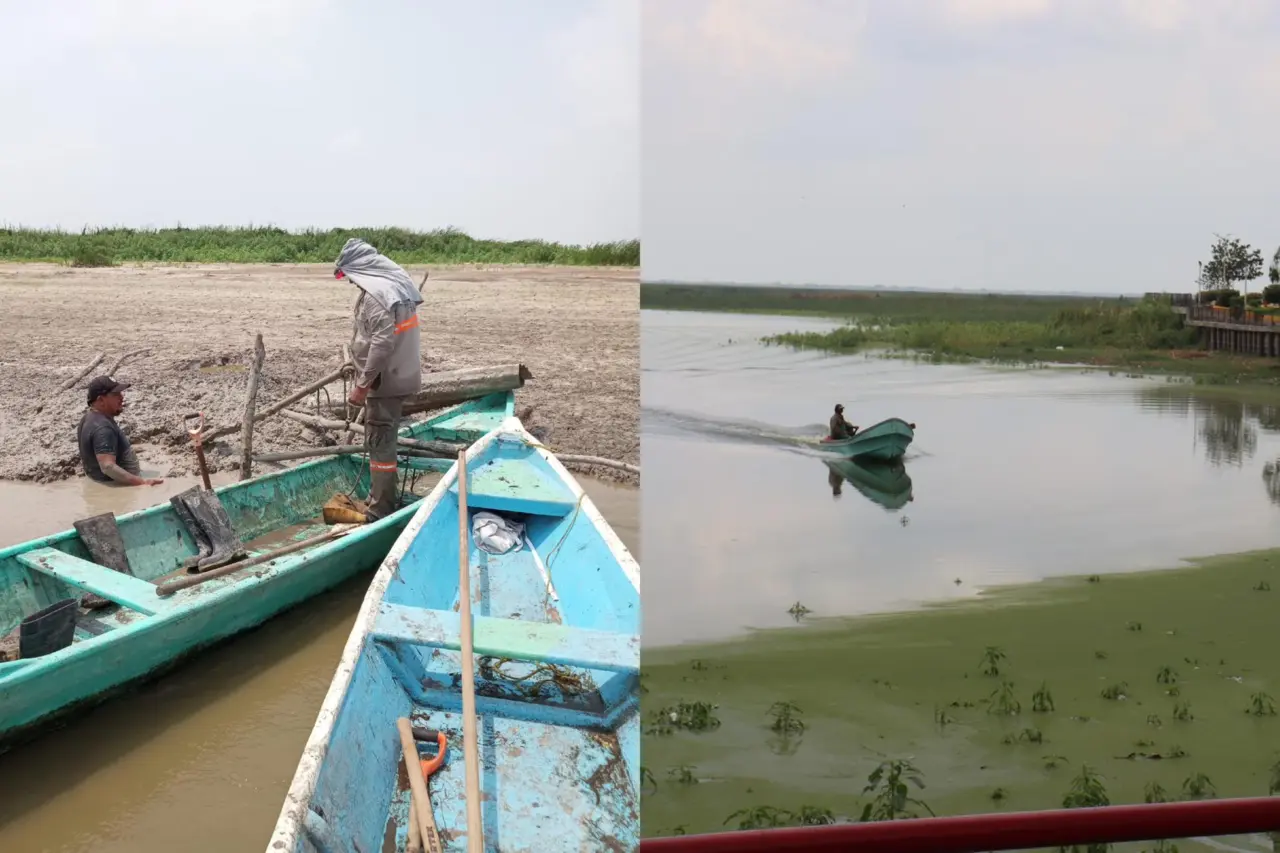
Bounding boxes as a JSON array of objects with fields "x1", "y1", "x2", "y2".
[
  {"x1": 335, "y1": 237, "x2": 423, "y2": 522},
  {"x1": 829, "y1": 403, "x2": 857, "y2": 440},
  {"x1": 77, "y1": 376, "x2": 164, "y2": 486}
]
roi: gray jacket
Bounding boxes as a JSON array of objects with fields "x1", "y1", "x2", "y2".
[{"x1": 351, "y1": 290, "x2": 422, "y2": 399}]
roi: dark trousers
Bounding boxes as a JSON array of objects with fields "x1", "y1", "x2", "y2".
[{"x1": 364, "y1": 395, "x2": 405, "y2": 521}]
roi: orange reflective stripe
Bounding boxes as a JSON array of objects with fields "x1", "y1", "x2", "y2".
[
  {"x1": 394, "y1": 314, "x2": 419, "y2": 335},
  {"x1": 369, "y1": 461, "x2": 398, "y2": 472}
]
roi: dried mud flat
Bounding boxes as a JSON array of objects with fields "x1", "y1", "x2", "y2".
[{"x1": 0, "y1": 263, "x2": 638, "y2": 485}]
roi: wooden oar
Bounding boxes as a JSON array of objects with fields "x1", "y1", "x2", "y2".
[{"x1": 457, "y1": 448, "x2": 484, "y2": 853}]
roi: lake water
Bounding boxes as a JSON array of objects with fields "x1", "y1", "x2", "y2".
[{"x1": 642, "y1": 309, "x2": 1280, "y2": 647}]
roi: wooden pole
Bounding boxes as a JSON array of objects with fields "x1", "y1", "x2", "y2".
[
  {"x1": 238, "y1": 333, "x2": 266, "y2": 481},
  {"x1": 104, "y1": 347, "x2": 151, "y2": 377},
  {"x1": 203, "y1": 366, "x2": 347, "y2": 442},
  {"x1": 275, "y1": 410, "x2": 464, "y2": 454},
  {"x1": 457, "y1": 449, "x2": 483, "y2": 853},
  {"x1": 252, "y1": 445, "x2": 446, "y2": 463},
  {"x1": 396, "y1": 718, "x2": 443, "y2": 853}
]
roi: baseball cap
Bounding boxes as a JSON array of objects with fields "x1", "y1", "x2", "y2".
[{"x1": 87, "y1": 376, "x2": 131, "y2": 405}]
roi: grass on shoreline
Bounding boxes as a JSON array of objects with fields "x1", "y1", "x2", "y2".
[
  {"x1": 641, "y1": 546, "x2": 1280, "y2": 843},
  {"x1": 0, "y1": 226, "x2": 639, "y2": 267},
  {"x1": 643, "y1": 283, "x2": 1280, "y2": 386}
]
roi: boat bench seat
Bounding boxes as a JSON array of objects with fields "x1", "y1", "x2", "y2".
[
  {"x1": 449, "y1": 457, "x2": 578, "y2": 517},
  {"x1": 16, "y1": 548, "x2": 171, "y2": 616},
  {"x1": 371, "y1": 601, "x2": 638, "y2": 675}
]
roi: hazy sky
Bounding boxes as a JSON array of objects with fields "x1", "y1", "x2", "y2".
[
  {"x1": 643, "y1": 0, "x2": 1280, "y2": 293},
  {"x1": 0, "y1": 0, "x2": 637, "y2": 245}
]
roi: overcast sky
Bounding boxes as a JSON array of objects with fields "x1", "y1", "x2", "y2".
[
  {"x1": 643, "y1": 0, "x2": 1280, "y2": 293},
  {"x1": 0, "y1": 0, "x2": 637, "y2": 245}
]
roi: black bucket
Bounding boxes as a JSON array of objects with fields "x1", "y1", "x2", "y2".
[{"x1": 19, "y1": 597, "x2": 79, "y2": 659}]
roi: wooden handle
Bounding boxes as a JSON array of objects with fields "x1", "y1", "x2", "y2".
[
  {"x1": 457, "y1": 449, "x2": 484, "y2": 852},
  {"x1": 397, "y1": 717, "x2": 443, "y2": 853}
]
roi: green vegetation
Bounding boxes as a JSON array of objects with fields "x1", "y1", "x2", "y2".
[
  {"x1": 641, "y1": 546, "x2": 1280, "y2": 839},
  {"x1": 0, "y1": 226, "x2": 639, "y2": 266}
]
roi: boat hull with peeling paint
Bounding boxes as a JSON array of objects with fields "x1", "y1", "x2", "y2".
[
  {"x1": 269, "y1": 416, "x2": 641, "y2": 853},
  {"x1": 0, "y1": 393, "x2": 514, "y2": 753}
]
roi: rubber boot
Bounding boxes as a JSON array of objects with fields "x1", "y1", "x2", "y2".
[
  {"x1": 181, "y1": 489, "x2": 248, "y2": 572},
  {"x1": 19, "y1": 597, "x2": 79, "y2": 659},
  {"x1": 170, "y1": 486, "x2": 213, "y2": 572},
  {"x1": 364, "y1": 395, "x2": 405, "y2": 522}
]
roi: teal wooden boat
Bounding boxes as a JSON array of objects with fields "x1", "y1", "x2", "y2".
[
  {"x1": 270, "y1": 416, "x2": 640, "y2": 852},
  {"x1": 824, "y1": 457, "x2": 914, "y2": 510},
  {"x1": 803, "y1": 417, "x2": 915, "y2": 460},
  {"x1": 0, "y1": 393, "x2": 514, "y2": 753}
]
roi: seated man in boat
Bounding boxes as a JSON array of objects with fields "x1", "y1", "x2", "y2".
[
  {"x1": 829, "y1": 403, "x2": 858, "y2": 440},
  {"x1": 77, "y1": 376, "x2": 164, "y2": 487},
  {"x1": 336, "y1": 237, "x2": 424, "y2": 522}
]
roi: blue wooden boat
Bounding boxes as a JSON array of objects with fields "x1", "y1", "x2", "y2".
[
  {"x1": 0, "y1": 393, "x2": 514, "y2": 753},
  {"x1": 802, "y1": 417, "x2": 915, "y2": 460},
  {"x1": 269, "y1": 416, "x2": 641, "y2": 853}
]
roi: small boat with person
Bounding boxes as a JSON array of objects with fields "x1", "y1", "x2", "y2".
[
  {"x1": 269, "y1": 416, "x2": 641, "y2": 853},
  {"x1": 802, "y1": 417, "x2": 916, "y2": 460},
  {"x1": 0, "y1": 393, "x2": 514, "y2": 753}
]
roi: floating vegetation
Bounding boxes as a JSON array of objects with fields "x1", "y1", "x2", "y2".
[
  {"x1": 1032, "y1": 682, "x2": 1056, "y2": 713},
  {"x1": 768, "y1": 701, "x2": 806, "y2": 735},
  {"x1": 1146, "y1": 714, "x2": 1163, "y2": 728},
  {"x1": 1095, "y1": 650, "x2": 1109, "y2": 660},
  {"x1": 1246, "y1": 692, "x2": 1277, "y2": 717},
  {"x1": 1100, "y1": 682, "x2": 1129, "y2": 701},
  {"x1": 645, "y1": 701, "x2": 721, "y2": 735},
  {"x1": 667, "y1": 765, "x2": 698, "y2": 785},
  {"x1": 1254, "y1": 581, "x2": 1271, "y2": 592},
  {"x1": 1181, "y1": 772, "x2": 1217, "y2": 799},
  {"x1": 1173, "y1": 701, "x2": 1194, "y2": 722},
  {"x1": 987, "y1": 680, "x2": 1022, "y2": 716},
  {"x1": 990, "y1": 787, "x2": 1009, "y2": 802},
  {"x1": 690, "y1": 660, "x2": 708, "y2": 671},
  {"x1": 1043, "y1": 754, "x2": 1068, "y2": 769},
  {"x1": 1002, "y1": 727, "x2": 1044, "y2": 745},
  {"x1": 934, "y1": 705, "x2": 954, "y2": 730},
  {"x1": 1126, "y1": 621, "x2": 1144, "y2": 632},
  {"x1": 1156, "y1": 666, "x2": 1178, "y2": 685},
  {"x1": 1268, "y1": 758, "x2": 1280, "y2": 795},
  {"x1": 980, "y1": 645, "x2": 1008, "y2": 677},
  {"x1": 1061, "y1": 766, "x2": 1111, "y2": 853},
  {"x1": 787, "y1": 601, "x2": 812, "y2": 620},
  {"x1": 723, "y1": 805, "x2": 835, "y2": 830},
  {"x1": 1144, "y1": 781, "x2": 1170, "y2": 804},
  {"x1": 861, "y1": 758, "x2": 935, "y2": 822}
]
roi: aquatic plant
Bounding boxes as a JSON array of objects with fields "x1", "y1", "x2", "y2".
[
  {"x1": 1156, "y1": 666, "x2": 1178, "y2": 685},
  {"x1": 1168, "y1": 745, "x2": 1187, "y2": 758},
  {"x1": 723, "y1": 806, "x2": 793, "y2": 830},
  {"x1": 1246, "y1": 691, "x2": 1277, "y2": 716},
  {"x1": 1126, "y1": 621, "x2": 1143, "y2": 632},
  {"x1": 1043, "y1": 755, "x2": 1068, "y2": 769},
  {"x1": 1032, "y1": 682, "x2": 1056, "y2": 713},
  {"x1": 1095, "y1": 650, "x2": 1109, "y2": 660},
  {"x1": 980, "y1": 646, "x2": 1008, "y2": 677},
  {"x1": 793, "y1": 806, "x2": 836, "y2": 826},
  {"x1": 1061, "y1": 766, "x2": 1111, "y2": 852},
  {"x1": 1173, "y1": 701, "x2": 1194, "y2": 722},
  {"x1": 860, "y1": 758, "x2": 936, "y2": 822},
  {"x1": 768, "y1": 701, "x2": 807, "y2": 735},
  {"x1": 987, "y1": 680, "x2": 1022, "y2": 716},
  {"x1": 1165, "y1": 685, "x2": 1181, "y2": 698},
  {"x1": 1181, "y1": 772, "x2": 1217, "y2": 799},
  {"x1": 1146, "y1": 714, "x2": 1163, "y2": 728},
  {"x1": 646, "y1": 701, "x2": 721, "y2": 735},
  {"x1": 788, "y1": 601, "x2": 811, "y2": 620},
  {"x1": 1087, "y1": 575, "x2": 1102, "y2": 583},
  {"x1": 1267, "y1": 757, "x2": 1280, "y2": 794},
  {"x1": 1100, "y1": 681, "x2": 1129, "y2": 701},
  {"x1": 1254, "y1": 580, "x2": 1271, "y2": 592},
  {"x1": 641, "y1": 766, "x2": 657, "y2": 794},
  {"x1": 990, "y1": 787, "x2": 1009, "y2": 802},
  {"x1": 690, "y1": 660, "x2": 708, "y2": 671},
  {"x1": 667, "y1": 765, "x2": 698, "y2": 785},
  {"x1": 1147, "y1": 842, "x2": 1179, "y2": 853},
  {"x1": 1144, "y1": 782, "x2": 1170, "y2": 804},
  {"x1": 934, "y1": 705, "x2": 954, "y2": 731},
  {"x1": 1002, "y1": 727, "x2": 1044, "y2": 745}
]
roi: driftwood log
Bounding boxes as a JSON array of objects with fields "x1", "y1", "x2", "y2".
[
  {"x1": 277, "y1": 410, "x2": 465, "y2": 455},
  {"x1": 59, "y1": 352, "x2": 106, "y2": 391},
  {"x1": 238, "y1": 333, "x2": 266, "y2": 481},
  {"x1": 312, "y1": 364, "x2": 533, "y2": 417},
  {"x1": 105, "y1": 348, "x2": 151, "y2": 377}
]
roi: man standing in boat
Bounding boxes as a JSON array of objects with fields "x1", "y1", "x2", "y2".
[
  {"x1": 829, "y1": 403, "x2": 858, "y2": 440},
  {"x1": 77, "y1": 376, "x2": 165, "y2": 487},
  {"x1": 335, "y1": 237, "x2": 424, "y2": 522}
]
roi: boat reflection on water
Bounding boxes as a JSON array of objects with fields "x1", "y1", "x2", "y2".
[{"x1": 824, "y1": 456, "x2": 914, "y2": 511}]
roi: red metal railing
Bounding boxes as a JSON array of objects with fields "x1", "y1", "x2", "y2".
[{"x1": 641, "y1": 797, "x2": 1280, "y2": 852}]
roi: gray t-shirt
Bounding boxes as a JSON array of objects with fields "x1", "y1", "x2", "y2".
[{"x1": 78, "y1": 410, "x2": 140, "y2": 482}]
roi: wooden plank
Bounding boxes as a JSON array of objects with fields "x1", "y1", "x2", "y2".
[
  {"x1": 370, "y1": 602, "x2": 638, "y2": 674},
  {"x1": 16, "y1": 548, "x2": 169, "y2": 616},
  {"x1": 451, "y1": 457, "x2": 578, "y2": 517}
]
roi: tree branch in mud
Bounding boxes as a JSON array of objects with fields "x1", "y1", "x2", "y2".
[
  {"x1": 276, "y1": 409, "x2": 466, "y2": 455},
  {"x1": 238, "y1": 332, "x2": 266, "y2": 481},
  {"x1": 203, "y1": 365, "x2": 348, "y2": 442},
  {"x1": 104, "y1": 348, "x2": 152, "y2": 377},
  {"x1": 58, "y1": 352, "x2": 106, "y2": 391}
]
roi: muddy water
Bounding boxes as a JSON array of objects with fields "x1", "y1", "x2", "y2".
[
  {"x1": 642, "y1": 309, "x2": 1280, "y2": 646},
  {"x1": 0, "y1": 473, "x2": 637, "y2": 852}
]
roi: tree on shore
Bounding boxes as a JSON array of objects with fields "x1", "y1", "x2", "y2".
[
  {"x1": 1270, "y1": 244, "x2": 1280, "y2": 285},
  {"x1": 1204, "y1": 234, "x2": 1264, "y2": 298}
]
